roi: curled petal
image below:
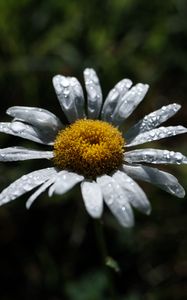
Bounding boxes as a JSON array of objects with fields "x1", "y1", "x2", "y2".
[
  {"x1": 97, "y1": 175, "x2": 134, "y2": 227},
  {"x1": 101, "y1": 78, "x2": 132, "y2": 122},
  {"x1": 53, "y1": 75, "x2": 85, "y2": 123},
  {"x1": 124, "y1": 148, "x2": 187, "y2": 164},
  {"x1": 83, "y1": 68, "x2": 103, "y2": 119},
  {"x1": 113, "y1": 170, "x2": 151, "y2": 215},
  {"x1": 122, "y1": 164, "x2": 185, "y2": 198},
  {"x1": 0, "y1": 147, "x2": 53, "y2": 161},
  {"x1": 7, "y1": 106, "x2": 63, "y2": 141},
  {"x1": 81, "y1": 180, "x2": 103, "y2": 218},
  {"x1": 0, "y1": 168, "x2": 58, "y2": 206},
  {"x1": 125, "y1": 103, "x2": 181, "y2": 140},
  {"x1": 112, "y1": 83, "x2": 149, "y2": 126},
  {"x1": 126, "y1": 125, "x2": 187, "y2": 147}
]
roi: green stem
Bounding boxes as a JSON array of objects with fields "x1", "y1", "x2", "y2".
[{"x1": 94, "y1": 219, "x2": 118, "y2": 300}]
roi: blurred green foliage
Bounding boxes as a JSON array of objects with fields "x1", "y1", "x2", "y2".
[{"x1": 0, "y1": 0, "x2": 187, "y2": 299}]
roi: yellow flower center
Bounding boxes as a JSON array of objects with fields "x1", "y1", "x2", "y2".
[{"x1": 53, "y1": 119, "x2": 125, "y2": 178}]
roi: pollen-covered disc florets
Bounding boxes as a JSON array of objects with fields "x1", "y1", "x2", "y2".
[{"x1": 53, "y1": 119, "x2": 125, "y2": 177}]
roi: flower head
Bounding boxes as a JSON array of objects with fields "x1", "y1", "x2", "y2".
[{"x1": 0, "y1": 68, "x2": 186, "y2": 227}]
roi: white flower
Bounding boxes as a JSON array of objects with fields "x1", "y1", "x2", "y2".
[{"x1": 0, "y1": 68, "x2": 186, "y2": 227}]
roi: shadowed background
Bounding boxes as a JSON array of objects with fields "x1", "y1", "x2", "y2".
[{"x1": 0, "y1": 0, "x2": 187, "y2": 299}]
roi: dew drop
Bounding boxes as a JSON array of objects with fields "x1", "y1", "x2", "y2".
[
  {"x1": 10, "y1": 122, "x2": 25, "y2": 133},
  {"x1": 61, "y1": 77, "x2": 69, "y2": 88},
  {"x1": 23, "y1": 184, "x2": 31, "y2": 191}
]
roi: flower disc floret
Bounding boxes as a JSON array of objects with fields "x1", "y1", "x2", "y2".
[{"x1": 53, "y1": 119, "x2": 125, "y2": 177}]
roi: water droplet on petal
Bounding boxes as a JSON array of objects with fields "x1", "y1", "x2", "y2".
[
  {"x1": 61, "y1": 77, "x2": 69, "y2": 87},
  {"x1": 23, "y1": 184, "x2": 31, "y2": 191},
  {"x1": 10, "y1": 122, "x2": 25, "y2": 133}
]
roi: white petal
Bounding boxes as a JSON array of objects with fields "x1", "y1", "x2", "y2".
[
  {"x1": 125, "y1": 103, "x2": 181, "y2": 140},
  {"x1": 111, "y1": 83, "x2": 149, "y2": 126},
  {"x1": 0, "y1": 167, "x2": 58, "y2": 206},
  {"x1": 7, "y1": 106, "x2": 63, "y2": 142},
  {"x1": 0, "y1": 147, "x2": 54, "y2": 161},
  {"x1": 113, "y1": 170, "x2": 151, "y2": 215},
  {"x1": 83, "y1": 68, "x2": 103, "y2": 119},
  {"x1": 0, "y1": 121, "x2": 54, "y2": 145},
  {"x1": 126, "y1": 125, "x2": 187, "y2": 147},
  {"x1": 124, "y1": 149, "x2": 187, "y2": 165},
  {"x1": 26, "y1": 176, "x2": 57, "y2": 209},
  {"x1": 81, "y1": 181, "x2": 103, "y2": 218},
  {"x1": 122, "y1": 164, "x2": 185, "y2": 198},
  {"x1": 49, "y1": 171, "x2": 84, "y2": 196},
  {"x1": 101, "y1": 79, "x2": 132, "y2": 122},
  {"x1": 97, "y1": 175, "x2": 134, "y2": 227},
  {"x1": 53, "y1": 75, "x2": 85, "y2": 123}
]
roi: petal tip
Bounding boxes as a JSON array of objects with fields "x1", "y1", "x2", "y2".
[
  {"x1": 6, "y1": 107, "x2": 15, "y2": 116},
  {"x1": 145, "y1": 207, "x2": 152, "y2": 215},
  {"x1": 25, "y1": 201, "x2": 31, "y2": 210}
]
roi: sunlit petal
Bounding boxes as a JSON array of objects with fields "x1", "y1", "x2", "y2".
[
  {"x1": 53, "y1": 75, "x2": 85, "y2": 123},
  {"x1": 97, "y1": 175, "x2": 134, "y2": 227},
  {"x1": 83, "y1": 68, "x2": 103, "y2": 119},
  {"x1": 122, "y1": 164, "x2": 185, "y2": 198},
  {"x1": 81, "y1": 180, "x2": 103, "y2": 218},
  {"x1": 0, "y1": 168, "x2": 58, "y2": 206}
]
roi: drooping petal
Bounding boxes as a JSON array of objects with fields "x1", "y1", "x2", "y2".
[
  {"x1": 81, "y1": 180, "x2": 103, "y2": 218},
  {"x1": 124, "y1": 148, "x2": 187, "y2": 165},
  {"x1": 26, "y1": 176, "x2": 57, "y2": 209},
  {"x1": 101, "y1": 78, "x2": 132, "y2": 122},
  {"x1": 111, "y1": 83, "x2": 149, "y2": 126},
  {"x1": 122, "y1": 164, "x2": 185, "y2": 198},
  {"x1": 7, "y1": 106, "x2": 63, "y2": 142},
  {"x1": 113, "y1": 170, "x2": 151, "y2": 215},
  {"x1": 0, "y1": 121, "x2": 54, "y2": 145},
  {"x1": 97, "y1": 175, "x2": 134, "y2": 227},
  {"x1": 0, "y1": 167, "x2": 58, "y2": 206},
  {"x1": 125, "y1": 103, "x2": 181, "y2": 140},
  {"x1": 83, "y1": 68, "x2": 103, "y2": 119},
  {"x1": 53, "y1": 75, "x2": 85, "y2": 123},
  {"x1": 49, "y1": 171, "x2": 84, "y2": 196},
  {"x1": 0, "y1": 147, "x2": 54, "y2": 161},
  {"x1": 126, "y1": 125, "x2": 187, "y2": 147}
]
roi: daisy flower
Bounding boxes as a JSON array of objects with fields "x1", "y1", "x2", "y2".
[{"x1": 0, "y1": 68, "x2": 186, "y2": 227}]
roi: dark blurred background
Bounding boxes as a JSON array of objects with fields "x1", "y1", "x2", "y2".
[{"x1": 0, "y1": 0, "x2": 187, "y2": 299}]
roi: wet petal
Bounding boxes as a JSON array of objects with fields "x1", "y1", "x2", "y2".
[
  {"x1": 0, "y1": 167, "x2": 58, "y2": 206},
  {"x1": 97, "y1": 175, "x2": 134, "y2": 227},
  {"x1": 83, "y1": 68, "x2": 103, "y2": 119},
  {"x1": 0, "y1": 146, "x2": 53, "y2": 161},
  {"x1": 53, "y1": 75, "x2": 85, "y2": 123},
  {"x1": 81, "y1": 180, "x2": 103, "y2": 218},
  {"x1": 113, "y1": 170, "x2": 151, "y2": 215},
  {"x1": 101, "y1": 78, "x2": 132, "y2": 122},
  {"x1": 122, "y1": 164, "x2": 185, "y2": 198},
  {"x1": 26, "y1": 176, "x2": 57, "y2": 209},
  {"x1": 126, "y1": 125, "x2": 187, "y2": 147},
  {"x1": 7, "y1": 106, "x2": 63, "y2": 141},
  {"x1": 124, "y1": 148, "x2": 187, "y2": 165},
  {"x1": 0, "y1": 121, "x2": 54, "y2": 145},
  {"x1": 112, "y1": 83, "x2": 149, "y2": 126},
  {"x1": 125, "y1": 103, "x2": 181, "y2": 140},
  {"x1": 49, "y1": 171, "x2": 84, "y2": 196}
]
